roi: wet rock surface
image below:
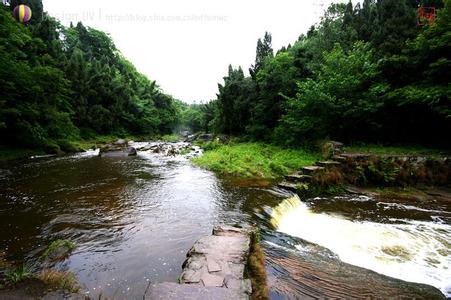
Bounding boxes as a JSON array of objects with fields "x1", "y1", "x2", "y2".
[
  {"x1": 134, "y1": 141, "x2": 202, "y2": 158},
  {"x1": 148, "y1": 225, "x2": 253, "y2": 300},
  {"x1": 146, "y1": 282, "x2": 243, "y2": 300},
  {"x1": 99, "y1": 139, "x2": 137, "y2": 157},
  {"x1": 264, "y1": 232, "x2": 446, "y2": 299}
]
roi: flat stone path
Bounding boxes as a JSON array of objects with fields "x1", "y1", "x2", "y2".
[{"x1": 146, "y1": 225, "x2": 252, "y2": 300}]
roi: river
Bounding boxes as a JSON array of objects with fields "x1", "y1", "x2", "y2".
[{"x1": 0, "y1": 142, "x2": 449, "y2": 298}]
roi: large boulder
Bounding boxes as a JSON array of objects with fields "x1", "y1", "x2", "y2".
[
  {"x1": 114, "y1": 139, "x2": 127, "y2": 146},
  {"x1": 99, "y1": 141, "x2": 137, "y2": 157}
]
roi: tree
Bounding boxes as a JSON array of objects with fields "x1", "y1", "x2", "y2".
[
  {"x1": 371, "y1": 0, "x2": 418, "y2": 55},
  {"x1": 275, "y1": 42, "x2": 385, "y2": 145},
  {"x1": 249, "y1": 32, "x2": 273, "y2": 79}
]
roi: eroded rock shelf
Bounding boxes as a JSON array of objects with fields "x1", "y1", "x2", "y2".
[{"x1": 146, "y1": 225, "x2": 253, "y2": 300}]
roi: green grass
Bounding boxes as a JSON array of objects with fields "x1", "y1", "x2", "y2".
[
  {"x1": 5, "y1": 265, "x2": 31, "y2": 284},
  {"x1": 344, "y1": 145, "x2": 449, "y2": 156},
  {"x1": 35, "y1": 270, "x2": 79, "y2": 293},
  {"x1": 0, "y1": 146, "x2": 45, "y2": 162},
  {"x1": 41, "y1": 239, "x2": 76, "y2": 260},
  {"x1": 159, "y1": 134, "x2": 180, "y2": 142},
  {"x1": 73, "y1": 134, "x2": 153, "y2": 149},
  {"x1": 192, "y1": 143, "x2": 320, "y2": 179}
]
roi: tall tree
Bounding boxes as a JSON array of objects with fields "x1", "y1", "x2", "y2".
[{"x1": 249, "y1": 32, "x2": 273, "y2": 79}]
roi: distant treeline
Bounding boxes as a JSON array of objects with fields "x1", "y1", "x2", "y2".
[
  {"x1": 184, "y1": 0, "x2": 450, "y2": 148},
  {"x1": 0, "y1": 0, "x2": 178, "y2": 152}
]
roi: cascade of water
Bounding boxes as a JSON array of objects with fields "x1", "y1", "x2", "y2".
[{"x1": 270, "y1": 195, "x2": 451, "y2": 297}]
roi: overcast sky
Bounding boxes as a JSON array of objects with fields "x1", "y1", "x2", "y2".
[{"x1": 43, "y1": 0, "x2": 344, "y2": 103}]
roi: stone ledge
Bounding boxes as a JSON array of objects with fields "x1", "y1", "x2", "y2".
[{"x1": 148, "y1": 225, "x2": 253, "y2": 299}]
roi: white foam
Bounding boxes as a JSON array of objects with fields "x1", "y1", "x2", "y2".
[{"x1": 272, "y1": 196, "x2": 451, "y2": 297}]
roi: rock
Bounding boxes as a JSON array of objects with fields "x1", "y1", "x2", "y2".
[
  {"x1": 332, "y1": 155, "x2": 347, "y2": 162},
  {"x1": 224, "y1": 278, "x2": 252, "y2": 295},
  {"x1": 144, "y1": 225, "x2": 255, "y2": 299},
  {"x1": 284, "y1": 173, "x2": 312, "y2": 183},
  {"x1": 180, "y1": 130, "x2": 191, "y2": 138},
  {"x1": 42, "y1": 291, "x2": 86, "y2": 300},
  {"x1": 41, "y1": 240, "x2": 76, "y2": 267},
  {"x1": 99, "y1": 143, "x2": 137, "y2": 157},
  {"x1": 146, "y1": 282, "x2": 244, "y2": 300},
  {"x1": 339, "y1": 153, "x2": 374, "y2": 160},
  {"x1": 174, "y1": 225, "x2": 253, "y2": 299},
  {"x1": 185, "y1": 134, "x2": 199, "y2": 143},
  {"x1": 180, "y1": 269, "x2": 202, "y2": 283},
  {"x1": 277, "y1": 182, "x2": 299, "y2": 192},
  {"x1": 316, "y1": 160, "x2": 341, "y2": 167},
  {"x1": 197, "y1": 134, "x2": 214, "y2": 142},
  {"x1": 321, "y1": 141, "x2": 344, "y2": 158},
  {"x1": 207, "y1": 256, "x2": 222, "y2": 272},
  {"x1": 114, "y1": 139, "x2": 127, "y2": 146},
  {"x1": 201, "y1": 273, "x2": 224, "y2": 287},
  {"x1": 127, "y1": 147, "x2": 137, "y2": 156},
  {"x1": 301, "y1": 166, "x2": 325, "y2": 174},
  {"x1": 265, "y1": 240, "x2": 446, "y2": 299}
]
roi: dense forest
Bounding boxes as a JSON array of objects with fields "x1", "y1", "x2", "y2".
[
  {"x1": 186, "y1": 0, "x2": 450, "y2": 148},
  {"x1": 0, "y1": 0, "x2": 178, "y2": 153}
]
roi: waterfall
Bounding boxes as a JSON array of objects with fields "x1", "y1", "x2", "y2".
[{"x1": 270, "y1": 195, "x2": 451, "y2": 297}]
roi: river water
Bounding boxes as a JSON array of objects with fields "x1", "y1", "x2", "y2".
[{"x1": 0, "y1": 143, "x2": 449, "y2": 298}]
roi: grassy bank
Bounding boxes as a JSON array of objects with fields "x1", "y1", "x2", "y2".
[
  {"x1": 344, "y1": 145, "x2": 449, "y2": 156},
  {"x1": 192, "y1": 142, "x2": 319, "y2": 179},
  {"x1": 0, "y1": 146, "x2": 45, "y2": 162}
]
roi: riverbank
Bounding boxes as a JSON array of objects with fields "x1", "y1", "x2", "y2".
[
  {"x1": 193, "y1": 141, "x2": 450, "y2": 182},
  {"x1": 192, "y1": 142, "x2": 319, "y2": 179},
  {"x1": 0, "y1": 134, "x2": 181, "y2": 163}
]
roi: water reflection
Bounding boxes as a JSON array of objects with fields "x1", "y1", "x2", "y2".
[
  {"x1": 1, "y1": 147, "x2": 449, "y2": 298},
  {"x1": 0, "y1": 149, "x2": 286, "y2": 298}
]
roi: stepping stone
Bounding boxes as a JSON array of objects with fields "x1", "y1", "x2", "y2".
[
  {"x1": 201, "y1": 273, "x2": 224, "y2": 287},
  {"x1": 301, "y1": 166, "x2": 325, "y2": 174},
  {"x1": 146, "y1": 282, "x2": 241, "y2": 300},
  {"x1": 158, "y1": 225, "x2": 252, "y2": 299},
  {"x1": 340, "y1": 153, "x2": 374, "y2": 160},
  {"x1": 316, "y1": 160, "x2": 341, "y2": 167},
  {"x1": 181, "y1": 269, "x2": 202, "y2": 283},
  {"x1": 277, "y1": 182, "x2": 298, "y2": 192},
  {"x1": 332, "y1": 155, "x2": 347, "y2": 162},
  {"x1": 285, "y1": 173, "x2": 312, "y2": 183},
  {"x1": 207, "y1": 256, "x2": 222, "y2": 272}
]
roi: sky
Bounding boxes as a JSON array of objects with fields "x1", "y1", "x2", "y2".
[{"x1": 43, "y1": 0, "x2": 344, "y2": 103}]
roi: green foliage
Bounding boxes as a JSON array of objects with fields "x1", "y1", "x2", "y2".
[
  {"x1": 198, "y1": 140, "x2": 222, "y2": 151},
  {"x1": 367, "y1": 159, "x2": 401, "y2": 184},
  {"x1": 41, "y1": 239, "x2": 76, "y2": 260},
  {"x1": 344, "y1": 145, "x2": 449, "y2": 156},
  {"x1": 175, "y1": 100, "x2": 213, "y2": 133},
  {"x1": 192, "y1": 143, "x2": 319, "y2": 179},
  {"x1": 0, "y1": 4, "x2": 177, "y2": 154},
  {"x1": 208, "y1": 0, "x2": 450, "y2": 149},
  {"x1": 0, "y1": 145, "x2": 45, "y2": 162},
  {"x1": 275, "y1": 42, "x2": 384, "y2": 144},
  {"x1": 217, "y1": 66, "x2": 256, "y2": 135},
  {"x1": 159, "y1": 134, "x2": 180, "y2": 142},
  {"x1": 5, "y1": 265, "x2": 31, "y2": 284}
]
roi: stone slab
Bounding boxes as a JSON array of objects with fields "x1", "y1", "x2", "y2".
[{"x1": 146, "y1": 282, "x2": 246, "y2": 300}]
